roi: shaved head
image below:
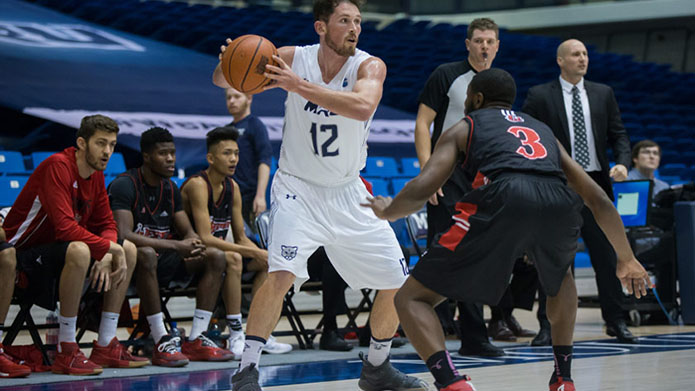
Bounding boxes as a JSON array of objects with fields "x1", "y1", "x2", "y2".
[{"x1": 557, "y1": 39, "x2": 584, "y2": 58}]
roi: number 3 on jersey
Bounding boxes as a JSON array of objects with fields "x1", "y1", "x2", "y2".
[
  {"x1": 507, "y1": 126, "x2": 547, "y2": 160},
  {"x1": 310, "y1": 122, "x2": 339, "y2": 157}
]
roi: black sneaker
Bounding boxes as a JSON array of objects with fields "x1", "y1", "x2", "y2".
[
  {"x1": 357, "y1": 352, "x2": 428, "y2": 391},
  {"x1": 319, "y1": 330, "x2": 353, "y2": 352},
  {"x1": 458, "y1": 341, "x2": 504, "y2": 357},
  {"x1": 232, "y1": 363, "x2": 261, "y2": 391}
]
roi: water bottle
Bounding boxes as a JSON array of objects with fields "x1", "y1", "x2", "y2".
[
  {"x1": 170, "y1": 322, "x2": 185, "y2": 349},
  {"x1": 45, "y1": 310, "x2": 59, "y2": 361},
  {"x1": 207, "y1": 319, "x2": 224, "y2": 348}
]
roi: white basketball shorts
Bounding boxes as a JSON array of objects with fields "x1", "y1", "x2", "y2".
[{"x1": 267, "y1": 171, "x2": 409, "y2": 290}]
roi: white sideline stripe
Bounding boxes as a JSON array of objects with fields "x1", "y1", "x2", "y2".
[{"x1": 8, "y1": 195, "x2": 42, "y2": 246}]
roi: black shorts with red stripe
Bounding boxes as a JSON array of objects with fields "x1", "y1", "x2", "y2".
[{"x1": 411, "y1": 172, "x2": 583, "y2": 305}]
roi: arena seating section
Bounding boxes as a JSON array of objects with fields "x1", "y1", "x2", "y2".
[{"x1": 5, "y1": 0, "x2": 695, "y2": 256}]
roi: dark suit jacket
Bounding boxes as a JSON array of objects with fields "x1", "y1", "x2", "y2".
[{"x1": 521, "y1": 78, "x2": 631, "y2": 199}]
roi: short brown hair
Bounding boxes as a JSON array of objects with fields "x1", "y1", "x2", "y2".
[
  {"x1": 76, "y1": 114, "x2": 119, "y2": 142},
  {"x1": 467, "y1": 18, "x2": 499, "y2": 40},
  {"x1": 313, "y1": 0, "x2": 364, "y2": 22},
  {"x1": 631, "y1": 139, "x2": 661, "y2": 161}
]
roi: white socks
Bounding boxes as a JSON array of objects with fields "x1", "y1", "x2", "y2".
[
  {"x1": 227, "y1": 313, "x2": 243, "y2": 339},
  {"x1": 189, "y1": 309, "x2": 212, "y2": 341},
  {"x1": 58, "y1": 314, "x2": 77, "y2": 351},
  {"x1": 368, "y1": 337, "x2": 392, "y2": 366},
  {"x1": 96, "y1": 311, "x2": 119, "y2": 347},
  {"x1": 240, "y1": 336, "x2": 266, "y2": 370},
  {"x1": 146, "y1": 312, "x2": 168, "y2": 344}
]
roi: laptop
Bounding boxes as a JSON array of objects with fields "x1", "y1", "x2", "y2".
[{"x1": 612, "y1": 179, "x2": 653, "y2": 228}]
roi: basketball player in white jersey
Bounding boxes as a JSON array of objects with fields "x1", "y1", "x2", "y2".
[{"x1": 213, "y1": 1, "x2": 427, "y2": 390}]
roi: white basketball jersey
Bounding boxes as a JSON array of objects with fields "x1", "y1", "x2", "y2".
[{"x1": 278, "y1": 44, "x2": 373, "y2": 186}]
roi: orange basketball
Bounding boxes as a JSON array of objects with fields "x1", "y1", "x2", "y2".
[{"x1": 221, "y1": 34, "x2": 277, "y2": 95}]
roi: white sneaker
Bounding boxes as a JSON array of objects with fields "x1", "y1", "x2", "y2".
[
  {"x1": 227, "y1": 333, "x2": 245, "y2": 360},
  {"x1": 262, "y1": 335, "x2": 292, "y2": 354}
]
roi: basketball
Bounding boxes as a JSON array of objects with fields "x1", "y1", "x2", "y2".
[{"x1": 221, "y1": 34, "x2": 277, "y2": 95}]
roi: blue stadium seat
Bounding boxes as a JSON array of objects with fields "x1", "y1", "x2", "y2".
[
  {"x1": 30, "y1": 151, "x2": 56, "y2": 169},
  {"x1": 391, "y1": 178, "x2": 410, "y2": 195},
  {"x1": 0, "y1": 177, "x2": 28, "y2": 207},
  {"x1": 363, "y1": 157, "x2": 399, "y2": 178},
  {"x1": 659, "y1": 164, "x2": 687, "y2": 178},
  {"x1": 105, "y1": 153, "x2": 127, "y2": 176},
  {"x1": 0, "y1": 151, "x2": 28, "y2": 175},
  {"x1": 365, "y1": 178, "x2": 390, "y2": 196},
  {"x1": 400, "y1": 157, "x2": 420, "y2": 177}
]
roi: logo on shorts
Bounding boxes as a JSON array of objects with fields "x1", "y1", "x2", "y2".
[{"x1": 281, "y1": 245, "x2": 298, "y2": 261}]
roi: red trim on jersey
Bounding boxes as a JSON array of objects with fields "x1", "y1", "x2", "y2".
[
  {"x1": 359, "y1": 176, "x2": 374, "y2": 196},
  {"x1": 438, "y1": 202, "x2": 478, "y2": 251},
  {"x1": 471, "y1": 171, "x2": 490, "y2": 189}
]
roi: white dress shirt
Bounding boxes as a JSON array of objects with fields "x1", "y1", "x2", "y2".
[{"x1": 559, "y1": 76, "x2": 601, "y2": 172}]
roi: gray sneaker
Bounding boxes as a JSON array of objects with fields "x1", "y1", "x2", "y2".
[
  {"x1": 358, "y1": 352, "x2": 429, "y2": 391},
  {"x1": 232, "y1": 363, "x2": 262, "y2": 391}
]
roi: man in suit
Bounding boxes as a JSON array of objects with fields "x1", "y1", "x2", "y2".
[{"x1": 522, "y1": 38, "x2": 635, "y2": 344}]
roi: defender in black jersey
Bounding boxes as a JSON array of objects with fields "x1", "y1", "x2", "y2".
[
  {"x1": 181, "y1": 127, "x2": 273, "y2": 359},
  {"x1": 109, "y1": 127, "x2": 233, "y2": 366},
  {"x1": 363, "y1": 69, "x2": 649, "y2": 391}
]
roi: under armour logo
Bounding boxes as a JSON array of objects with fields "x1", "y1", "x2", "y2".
[
  {"x1": 560, "y1": 353, "x2": 571, "y2": 362},
  {"x1": 285, "y1": 194, "x2": 297, "y2": 200},
  {"x1": 430, "y1": 359, "x2": 443, "y2": 370},
  {"x1": 281, "y1": 245, "x2": 298, "y2": 261}
]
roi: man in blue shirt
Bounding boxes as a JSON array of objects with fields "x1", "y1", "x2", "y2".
[
  {"x1": 225, "y1": 87, "x2": 273, "y2": 230},
  {"x1": 627, "y1": 140, "x2": 670, "y2": 198}
]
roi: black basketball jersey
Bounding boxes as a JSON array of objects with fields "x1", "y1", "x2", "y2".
[
  {"x1": 112, "y1": 168, "x2": 179, "y2": 239},
  {"x1": 184, "y1": 171, "x2": 234, "y2": 239},
  {"x1": 461, "y1": 108, "x2": 564, "y2": 187}
]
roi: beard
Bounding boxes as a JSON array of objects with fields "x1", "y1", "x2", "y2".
[
  {"x1": 325, "y1": 29, "x2": 356, "y2": 57},
  {"x1": 85, "y1": 144, "x2": 106, "y2": 171}
]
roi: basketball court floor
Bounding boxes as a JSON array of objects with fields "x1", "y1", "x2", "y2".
[{"x1": 2, "y1": 291, "x2": 693, "y2": 391}]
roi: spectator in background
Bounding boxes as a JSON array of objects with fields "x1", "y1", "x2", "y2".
[
  {"x1": 108, "y1": 127, "x2": 233, "y2": 367},
  {"x1": 225, "y1": 88, "x2": 273, "y2": 231},
  {"x1": 628, "y1": 140, "x2": 670, "y2": 197},
  {"x1": 414, "y1": 17, "x2": 506, "y2": 356},
  {"x1": 522, "y1": 38, "x2": 634, "y2": 344},
  {"x1": 3, "y1": 115, "x2": 144, "y2": 375}
]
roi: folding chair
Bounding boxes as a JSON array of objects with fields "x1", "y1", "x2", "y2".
[
  {"x1": 406, "y1": 208, "x2": 429, "y2": 259},
  {"x1": 255, "y1": 211, "x2": 314, "y2": 349}
]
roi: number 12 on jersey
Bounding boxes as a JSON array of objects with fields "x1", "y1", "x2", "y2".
[{"x1": 310, "y1": 122, "x2": 339, "y2": 157}]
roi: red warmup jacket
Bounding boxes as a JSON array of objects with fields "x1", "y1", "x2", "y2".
[{"x1": 4, "y1": 147, "x2": 117, "y2": 260}]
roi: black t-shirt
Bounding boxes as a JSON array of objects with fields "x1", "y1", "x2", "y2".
[
  {"x1": 418, "y1": 60, "x2": 477, "y2": 207},
  {"x1": 461, "y1": 108, "x2": 564, "y2": 186},
  {"x1": 182, "y1": 170, "x2": 234, "y2": 239},
  {"x1": 419, "y1": 60, "x2": 476, "y2": 149},
  {"x1": 108, "y1": 168, "x2": 182, "y2": 239}
]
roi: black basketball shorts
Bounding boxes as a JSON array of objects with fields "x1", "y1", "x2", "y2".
[{"x1": 411, "y1": 172, "x2": 584, "y2": 305}]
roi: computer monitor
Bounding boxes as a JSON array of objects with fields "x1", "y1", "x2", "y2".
[{"x1": 612, "y1": 179, "x2": 653, "y2": 228}]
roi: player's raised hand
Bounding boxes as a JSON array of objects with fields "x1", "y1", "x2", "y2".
[
  {"x1": 264, "y1": 54, "x2": 301, "y2": 92},
  {"x1": 361, "y1": 196, "x2": 394, "y2": 221},
  {"x1": 218, "y1": 38, "x2": 232, "y2": 62},
  {"x1": 616, "y1": 257, "x2": 650, "y2": 299}
]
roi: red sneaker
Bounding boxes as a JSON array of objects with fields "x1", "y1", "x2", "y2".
[
  {"x1": 181, "y1": 333, "x2": 234, "y2": 361},
  {"x1": 550, "y1": 377, "x2": 575, "y2": 391},
  {"x1": 89, "y1": 337, "x2": 150, "y2": 368},
  {"x1": 152, "y1": 335, "x2": 189, "y2": 367},
  {"x1": 437, "y1": 375, "x2": 476, "y2": 391},
  {"x1": 0, "y1": 344, "x2": 31, "y2": 378},
  {"x1": 51, "y1": 342, "x2": 102, "y2": 376}
]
